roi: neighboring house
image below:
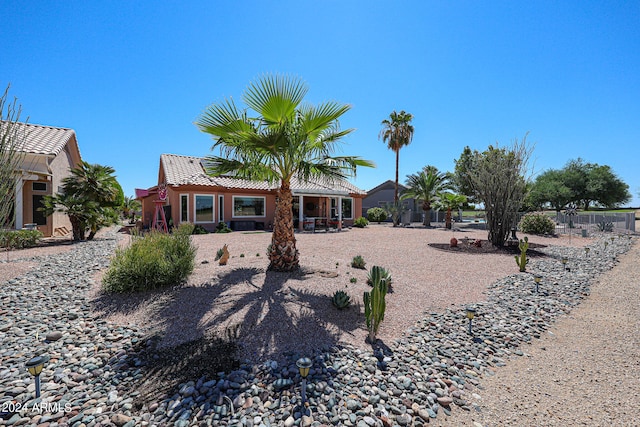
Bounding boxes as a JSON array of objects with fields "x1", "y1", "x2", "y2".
[
  {"x1": 136, "y1": 153, "x2": 367, "y2": 232},
  {"x1": 5, "y1": 122, "x2": 82, "y2": 237},
  {"x1": 362, "y1": 180, "x2": 421, "y2": 221}
]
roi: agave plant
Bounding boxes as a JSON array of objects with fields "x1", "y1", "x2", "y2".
[
  {"x1": 331, "y1": 290, "x2": 351, "y2": 309},
  {"x1": 366, "y1": 266, "x2": 392, "y2": 289}
]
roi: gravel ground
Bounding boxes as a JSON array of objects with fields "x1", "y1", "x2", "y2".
[
  {"x1": 434, "y1": 232, "x2": 640, "y2": 427},
  {"x1": 90, "y1": 223, "x2": 587, "y2": 363},
  {"x1": 1, "y1": 224, "x2": 635, "y2": 427}
]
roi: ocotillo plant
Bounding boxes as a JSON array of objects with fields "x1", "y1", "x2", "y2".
[
  {"x1": 364, "y1": 266, "x2": 390, "y2": 343},
  {"x1": 515, "y1": 236, "x2": 529, "y2": 272}
]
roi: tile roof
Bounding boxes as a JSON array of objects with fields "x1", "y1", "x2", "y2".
[
  {"x1": 160, "y1": 153, "x2": 366, "y2": 195},
  {"x1": 1, "y1": 122, "x2": 77, "y2": 156}
]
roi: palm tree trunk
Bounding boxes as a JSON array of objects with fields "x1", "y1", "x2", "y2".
[
  {"x1": 445, "y1": 208, "x2": 452, "y2": 229},
  {"x1": 394, "y1": 149, "x2": 399, "y2": 205},
  {"x1": 423, "y1": 208, "x2": 431, "y2": 227},
  {"x1": 268, "y1": 181, "x2": 299, "y2": 272}
]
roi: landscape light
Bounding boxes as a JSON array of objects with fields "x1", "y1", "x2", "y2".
[
  {"x1": 561, "y1": 257, "x2": 568, "y2": 271},
  {"x1": 533, "y1": 274, "x2": 542, "y2": 293},
  {"x1": 25, "y1": 356, "x2": 46, "y2": 398},
  {"x1": 585, "y1": 247, "x2": 590, "y2": 256},
  {"x1": 465, "y1": 307, "x2": 476, "y2": 335},
  {"x1": 296, "y1": 357, "x2": 313, "y2": 412}
]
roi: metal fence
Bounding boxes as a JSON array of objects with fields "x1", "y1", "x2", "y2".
[{"x1": 553, "y1": 211, "x2": 635, "y2": 234}]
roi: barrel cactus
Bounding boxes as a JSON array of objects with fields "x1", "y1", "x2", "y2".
[{"x1": 331, "y1": 290, "x2": 351, "y2": 309}]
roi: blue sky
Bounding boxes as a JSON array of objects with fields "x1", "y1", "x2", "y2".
[{"x1": 3, "y1": 1, "x2": 639, "y2": 206}]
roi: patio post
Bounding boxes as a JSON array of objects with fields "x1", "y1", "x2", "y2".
[
  {"x1": 298, "y1": 194, "x2": 304, "y2": 231},
  {"x1": 337, "y1": 196, "x2": 343, "y2": 231}
]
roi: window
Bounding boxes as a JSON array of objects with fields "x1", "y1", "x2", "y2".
[
  {"x1": 32, "y1": 182, "x2": 47, "y2": 192},
  {"x1": 330, "y1": 197, "x2": 353, "y2": 219},
  {"x1": 233, "y1": 196, "x2": 265, "y2": 217},
  {"x1": 342, "y1": 198, "x2": 353, "y2": 219},
  {"x1": 180, "y1": 194, "x2": 189, "y2": 223},
  {"x1": 194, "y1": 195, "x2": 214, "y2": 223}
]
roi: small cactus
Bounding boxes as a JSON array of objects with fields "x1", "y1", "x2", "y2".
[
  {"x1": 514, "y1": 236, "x2": 529, "y2": 272},
  {"x1": 366, "y1": 267, "x2": 392, "y2": 288},
  {"x1": 331, "y1": 290, "x2": 351, "y2": 309}
]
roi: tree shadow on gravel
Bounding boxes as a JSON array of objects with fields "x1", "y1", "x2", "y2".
[{"x1": 96, "y1": 265, "x2": 363, "y2": 408}]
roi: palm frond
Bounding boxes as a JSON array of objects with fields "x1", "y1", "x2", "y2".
[{"x1": 243, "y1": 74, "x2": 307, "y2": 124}]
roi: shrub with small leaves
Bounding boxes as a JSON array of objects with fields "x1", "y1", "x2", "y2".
[
  {"x1": 353, "y1": 217, "x2": 369, "y2": 228},
  {"x1": 215, "y1": 247, "x2": 225, "y2": 261},
  {"x1": 351, "y1": 255, "x2": 366, "y2": 269},
  {"x1": 350, "y1": 277, "x2": 357, "y2": 283},
  {"x1": 0, "y1": 229, "x2": 43, "y2": 249},
  {"x1": 367, "y1": 207, "x2": 388, "y2": 223},
  {"x1": 240, "y1": 253, "x2": 245, "y2": 258},
  {"x1": 102, "y1": 227, "x2": 196, "y2": 292},
  {"x1": 518, "y1": 212, "x2": 556, "y2": 235},
  {"x1": 192, "y1": 224, "x2": 209, "y2": 234},
  {"x1": 215, "y1": 222, "x2": 232, "y2": 233}
]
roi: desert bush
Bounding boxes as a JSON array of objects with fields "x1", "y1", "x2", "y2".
[
  {"x1": 353, "y1": 217, "x2": 369, "y2": 228},
  {"x1": 518, "y1": 212, "x2": 555, "y2": 235},
  {"x1": 351, "y1": 255, "x2": 366, "y2": 269},
  {"x1": 0, "y1": 229, "x2": 43, "y2": 249},
  {"x1": 102, "y1": 228, "x2": 196, "y2": 292},
  {"x1": 192, "y1": 224, "x2": 209, "y2": 234},
  {"x1": 367, "y1": 207, "x2": 387, "y2": 223},
  {"x1": 215, "y1": 222, "x2": 232, "y2": 233}
]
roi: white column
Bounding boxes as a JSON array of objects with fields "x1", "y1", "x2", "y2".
[
  {"x1": 14, "y1": 177, "x2": 23, "y2": 229},
  {"x1": 298, "y1": 195, "x2": 304, "y2": 231},
  {"x1": 337, "y1": 196, "x2": 342, "y2": 231}
]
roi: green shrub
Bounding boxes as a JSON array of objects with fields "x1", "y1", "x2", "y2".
[
  {"x1": 353, "y1": 217, "x2": 369, "y2": 228},
  {"x1": 192, "y1": 224, "x2": 209, "y2": 234},
  {"x1": 0, "y1": 229, "x2": 43, "y2": 249},
  {"x1": 102, "y1": 229, "x2": 196, "y2": 292},
  {"x1": 350, "y1": 277, "x2": 357, "y2": 283},
  {"x1": 518, "y1": 212, "x2": 555, "y2": 235},
  {"x1": 215, "y1": 247, "x2": 225, "y2": 261},
  {"x1": 367, "y1": 207, "x2": 388, "y2": 223},
  {"x1": 351, "y1": 255, "x2": 366, "y2": 269},
  {"x1": 215, "y1": 222, "x2": 232, "y2": 233}
]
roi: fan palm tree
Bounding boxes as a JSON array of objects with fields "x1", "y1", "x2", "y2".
[
  {"x1": 195, "y1": 74, "x2": 373, "y2": 272},
  {"x1": 40, "y1": 161, "x2": 122, "y2": 241},
  {"x1": 400, "y1": 169, "x2": 450, "y2": 226},
  {"x1": 379, "y1": 110, "x2": 414, "y2": 210},
  {"x1": 435, "y1": 192, "x2": 468, "y2": 229}
]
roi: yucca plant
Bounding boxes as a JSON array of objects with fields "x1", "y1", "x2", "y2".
[{"x1": 331, "y1": 290, "x2": 351, "y2": 309}]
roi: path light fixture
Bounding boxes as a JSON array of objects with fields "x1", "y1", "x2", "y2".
[
  {"x1": 296, "y1": 357, "x2": 312, "y2": 413},
  {"x1": 561, "y1": 257, "x2": 568, "y2": 271},
  {"x1": 604, "y1": 241, "x2": 609, "y2": 250},
  {"x1": 585, "y1": 247, "x2": 590, "y2": 257},
  {"x1": 26, "y1": 356, "x2": 46, "y2": 398},
  {"x1": 610, "y1": 236, "x2": 615, "y2": 244},
  {"x1": 533, "y1": 274, "x2": 542, "y2": 293},
  {"x1": 465, "y1": 307, "x2": 476, "y2": 335}
]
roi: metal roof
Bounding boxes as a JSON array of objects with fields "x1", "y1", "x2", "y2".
[{"x1": 160, "y1": 153, "x2": 366, "y2": 195}]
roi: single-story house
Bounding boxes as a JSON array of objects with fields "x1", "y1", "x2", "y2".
[
  {"x1": 2, "y1": 122, "x2": 82, "y2": 237},
  {"x1": 363, "y1": 180, "x2": 424, "y2": 222},
  {"x1": 136, "y1": 153, "x2": 367, "y2": 232}
]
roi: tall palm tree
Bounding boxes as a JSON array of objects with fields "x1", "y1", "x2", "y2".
[
  {"x1": 196, "y1": 74, "x2": 373, "y2": 272},
  {"x1": 400, "y1": 169, "x2": 450, "y2": 226},
  {"x1": 379, "y1": 110, "x2": 414, "y2": 209},
  {"x1": 435, "y1": 192, "x2": 468, "y2": 229}
]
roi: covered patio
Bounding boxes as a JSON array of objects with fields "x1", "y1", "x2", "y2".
[{"x1": 293, "y1": 191, "x2": 354, "y2": 232}]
